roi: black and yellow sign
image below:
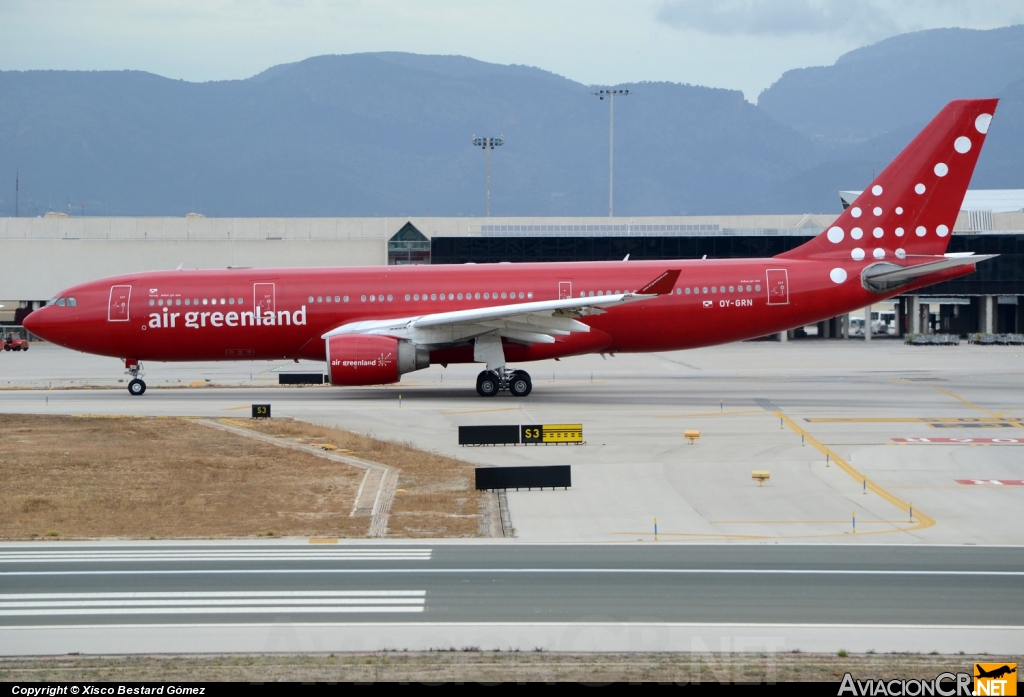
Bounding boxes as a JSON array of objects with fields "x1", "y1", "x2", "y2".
[
  {"x1": 522, "y1": 424, "x2": 583, "y2": 445},
  {"x1": 975, "y1": 663, "x2": 1017, "y2": 696},
  {"x1": 252, "y1": 404, "x2": 271, "y2": 419}
]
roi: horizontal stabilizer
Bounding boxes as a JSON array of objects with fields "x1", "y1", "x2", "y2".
[{"x1": 862, "y1": 254, "x2": 998, "y2": 285}]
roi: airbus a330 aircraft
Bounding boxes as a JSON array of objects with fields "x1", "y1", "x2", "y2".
[{"x1": 25, "y1": 99, "x2": 999, "y2": 397}]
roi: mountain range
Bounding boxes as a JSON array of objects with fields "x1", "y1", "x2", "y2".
[{"x1": 0, "y1": 25, "x2": 1022, "y2": 218}]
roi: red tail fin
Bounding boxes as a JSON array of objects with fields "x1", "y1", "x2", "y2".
[{"x1": 778, "y1": 99, "x2": 998, "y2": 261}]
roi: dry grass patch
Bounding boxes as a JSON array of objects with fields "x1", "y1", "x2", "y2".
[
  {"x1": 1, "y1": 652, "x2": 1017, "y2": 683},
  {"x1": 0, "y1": 414, "x2": 361, "y2": 539},
  {"x1": 247, "y1": 418, "x2": 482, "y2": 537}
]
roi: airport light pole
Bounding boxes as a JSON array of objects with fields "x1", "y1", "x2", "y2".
[
  {"x1": 471, "y1": 135, "x2": 504, "y2": 216},
  {"x1": 594, "y1": 88, "x2": 629, "y2": 217}
]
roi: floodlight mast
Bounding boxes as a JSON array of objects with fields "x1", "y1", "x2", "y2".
[
  {"x1": 471, "y1": 135, "x2": 504, "y2": 216},
  {"x1": 594, "y1": 88, "x2": 629, "y2": 217}
]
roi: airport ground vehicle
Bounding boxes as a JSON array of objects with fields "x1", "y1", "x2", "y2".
[
  {"x1": 2, "y1": 334, "x2": 29, "y2": 351},
  {"x1": 24, "y1": 99, "x2": 999, "y2": 396}
]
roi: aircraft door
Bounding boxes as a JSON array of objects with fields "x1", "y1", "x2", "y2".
[
  {"x1": 254, "y1": 283, "x2": 275, "y2": 317},
  {"x1": 108, "y1": 285, "x2": 131, "y2": 321},
  {"x1": 558, "y1": 281, "x2": 572, "y2": 299},
  {"x1": 765, "y1": 269, "x2": 789, "y2": 306}
]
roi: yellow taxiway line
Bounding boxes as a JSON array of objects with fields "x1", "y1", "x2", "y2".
[{"x1": 771, "y1": 410, "x2": 935, "y2": 533}]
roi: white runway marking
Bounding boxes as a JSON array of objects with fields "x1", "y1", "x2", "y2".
[
  {"x1": 2, "y1": 568, "x2": 1022, "y2": 577},
  {"x1": 0, "y1": 591, "x2": 426, "y2": 617},
  {"x1": 0, "y1": 548, "x2": 432, "y2": 563}
]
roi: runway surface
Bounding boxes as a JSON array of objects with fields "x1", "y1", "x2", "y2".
[{"x1": 2, "y1": 542, "x2": 1022, "y2": 654}]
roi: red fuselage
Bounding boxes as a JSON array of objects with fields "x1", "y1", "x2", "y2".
[{"x1": 25, "y1": 258, "x2": 969, "y2": 366}]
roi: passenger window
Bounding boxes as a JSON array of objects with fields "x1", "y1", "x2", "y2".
[
  {"x1": 431, "y1": 294, "x2": 436, "y2": 301},
  {"x1": 334, "y1": 296, "x2": 340, "y2": 302},
  {"x1": 185, "y1": 299, "x2": 190, "y2": 305},
  {"x1": 387, "y1": 294, "x2": 393, "y2": 302},
  {"x1": 308, "y1": 296, "x2": 314, "y2": 302},
  {"x1": 755, "y1": 284, "x2": 762, "y2": 291},
  {"x1": 729, "y1": 286, "x2": 734, "y2": 293},
  {"x1": 369, "y1": 295, "x2": 375, "y2": 302},
  {"x1": 597, "y1": 291, "x2": 603, "y2": 296},
  {"x1": 413, "y1": 294, "x2": 419, "y2": 301},
  {"x1": 685, "y1": 288, "x2": 691, "y2": 295},
  {"x1": 326, "y1": 296, "x2": 332, "y2": 303},
  {"x1": 361, "y1": 295, "x2": 366, "y2": 302},
  {"x1": 528, "y1": 292, "x2": 533, "y2": 299},
  {"x1": 457, "y1": 293, "x2": 463, "y2": 300},
  {"x1": 746, "y1": 285, "x2": 752, "y2": 292},
  {"x1": 406, "y1": 294, "x2": 411, "y2": 301},
  {"x1": 238, "y1": 298, "x2": 244, "y2": 305},
  {"x1": 343, "y1": 296, "x2": 349, "y2": 302},
  {"x1": 702, "y1": 287, "x2": 708, "y2": 294},
  {"x1": 588, "y1": 291, "x2": 594, "y2": 297},
  {"x1": 317, "y1": 296, "x2": 323, "y2": 303},
  {"x1": 501, "y1": 292, "x2": 507, "y2": 299},
  {"x1": 475, "y1": 293, "x2": 481, "y2": 300},
  {"x1": 483, "y1": 293, "x2": 489, "y2": 299},
  {"x1": 194, "y1": 299, "x2": 199, "y2": 305},
  {"x1": 175, "y1": 299, "x2": 181, "y2": 306},
  {"x1": 149, "y1": 299, "x2": 155, "y2": 306},
  {"x1": 719, "y1": 287, "x2": 724, "y2": 293},
  {"x1": 229, "y1": 298, "x2": 235, "y2": 305}
]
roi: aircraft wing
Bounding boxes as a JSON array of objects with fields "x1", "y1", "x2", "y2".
[{"x1": 322, "y1": 269, "x2": 680, "y2": 347}]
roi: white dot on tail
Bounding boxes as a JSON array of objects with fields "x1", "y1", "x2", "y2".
[
  {"x1": 934, "y1": 163, "x2": 948, "y2": 177},
  {"x1": 851, "y1": 248, "x2": 865, "y2": 261},
  {"x1": 937, "y1": 224, "x2": 949, "y2": 237},
  {"x1": 830, "y1": 268, "x2": 847, "y2": 284},
  {"x1": 827, "y1": 226, "x2": 844, "y2": 243},
  {"x1": 851, "y1": 207, "x2": 862, "y2": 218},
  {"x1": 873, "y1": 227, "x2": 884, "y2": 238},
  {"x1": 896, "y1": 227, "x2": 905, "y2": 237},
  {"x1": 851, "y1": 227, "x2": 863, "y2": 240},
  {"x1": 871, "y1": 185, "x2": 883, "y2": 195},
  {"x1": 896, "y1": 248, "x2": 906, "y2": 259},
  {"x1": 976, "y1": 113, "x2": 992, "y2": 134},
  {"x1": 954, "y1": 136, "x2": 972, "y2": 154},
  {"x1": 915, "y1": 226, "x2": 927, "y2": 237},
  {"x1": 873, "y1": 207, "x2": 883, "y2": 216},
  {"x1": 896, "y1": 207, "x2": 904, "y2": 214},
  {"x1": 873, "y1": 248, "x2": 885, "y2": 259},
  {"x1": 915, "y1": 183, "x2": 926, "y2": 194}
]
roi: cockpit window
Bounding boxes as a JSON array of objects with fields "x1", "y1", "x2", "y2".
[
  {"x1": 46, "y1": 298, "x2": 57, "y2": 306},
  {"x1": 67, "y1": 297, "x2": 77, "y2": 307},
  {"x1": 56, "y1": 298, "x2": 66, "y2": 306}
]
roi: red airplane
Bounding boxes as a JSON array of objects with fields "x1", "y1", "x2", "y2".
[{"x1": 25, "y1": 99, "x2": 999, "y2": 398}]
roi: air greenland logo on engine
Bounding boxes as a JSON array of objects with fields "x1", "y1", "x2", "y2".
[
  {"x1": 333, "y1": 352, "x2": 394, "y2": 368},
  {"x1": 146, "y1": 306, "x2": 307, "y2": 329}
]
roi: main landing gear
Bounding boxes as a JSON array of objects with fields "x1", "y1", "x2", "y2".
[
  {"x1": 125, "y1": 358, "x2": 146, "y2": 396},
  {"x1": 476, "y1": 368, "x2": 532, "y2": 397}
]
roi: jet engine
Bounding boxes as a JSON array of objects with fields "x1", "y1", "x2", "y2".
[{"x1": 326, "y1": 335, "x2": 429, "y2": 386}]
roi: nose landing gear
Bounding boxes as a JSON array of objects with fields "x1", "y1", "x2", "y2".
[
  {"x1": 125, "y1": 358, "x2": 146, "y2": 396},
  {"x1": 476, "y1": 368, "x2": 532, "y2": 397}
]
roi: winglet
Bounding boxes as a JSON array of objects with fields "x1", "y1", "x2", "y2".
[{"x1": 637, "y1": 269, "x2": 681, "y2": 295}]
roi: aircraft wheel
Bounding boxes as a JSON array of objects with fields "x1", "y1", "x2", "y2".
[
  {"x1": 13, "y1": 346, "x2": 21, "y2": 351},
  {"x1": 476, "y1": 372, "x2": 499, "y2": 397},
  {"x1": 509, "y1": 371, "x2": 532, "y2": 397},
  {"x1": 22, "y1": 345, "x2": 28, "y2": 350},
  {"x1": 128, "y1": 379, "x2": 147, "y2": 396}
]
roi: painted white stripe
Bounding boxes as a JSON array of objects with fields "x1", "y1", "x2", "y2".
[
  {"x1": 0, "y1": 600, "x2": 425, "y2": 609},
  {"x1": 2, "y1": 568, "x2": 1021, "y2": 577},
  {"x1": 0, "y1": 591, "x2": 425, "y2": 600},
  {"x1": 0, "y1": 551, "x2": 432, "y2": 563},
  {"x1": 0, "y1": 606, "x2": 425, "y2": 616}
]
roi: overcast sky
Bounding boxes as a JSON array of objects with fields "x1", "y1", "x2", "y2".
[{"x1": 1, "y1": 0, "x2": 1021, "y2": 101}]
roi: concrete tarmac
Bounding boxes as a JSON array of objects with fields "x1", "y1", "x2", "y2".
[
  {"x1": 1, "y1": 542, "x2": 1022, "y2": 654},
  {"x1": 2, "y1": 340, "x2": 1024, "y2": 544}
]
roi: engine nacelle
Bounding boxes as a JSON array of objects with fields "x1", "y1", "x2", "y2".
[{"x1": 326, "y1": 335, "x2": 429, "y2": 386}]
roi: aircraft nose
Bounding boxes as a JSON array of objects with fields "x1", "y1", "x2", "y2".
[{"x1": 22, "y1": 307, "x2": 49, "y2": 339}]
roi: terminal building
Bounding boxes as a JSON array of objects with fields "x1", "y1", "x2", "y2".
[{"x1": 2, "y1": 191, "x2": 1024, "y2": 340}]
